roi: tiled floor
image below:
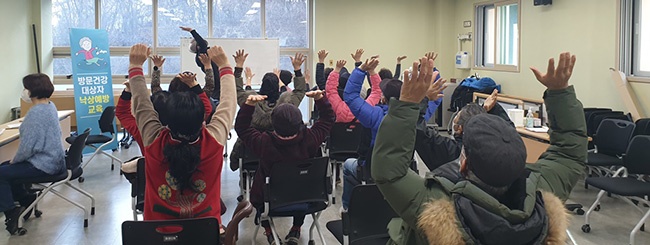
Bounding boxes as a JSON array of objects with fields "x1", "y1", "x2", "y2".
[{"x1": 1, "y1": 132, "x2": 650, "y2": 245}]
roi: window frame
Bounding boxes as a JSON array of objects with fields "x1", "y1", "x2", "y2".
[
  {"x1": 52, "y1": 0, "x2": 312, "y2": 84},
  {"x1": 473, "y1": 0, "x2": 521, "y2": 72},
  {"x1": 620, "y1": 0, "x2": 650, "y2": 82}
]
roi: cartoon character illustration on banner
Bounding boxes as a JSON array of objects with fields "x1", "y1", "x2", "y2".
[{"x1": 75, "y1": 37, "x2": 108, "y2": 69}]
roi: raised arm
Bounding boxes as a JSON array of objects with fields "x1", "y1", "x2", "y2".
[
  {"x1": 129, "y1": 44, "x2": 162, "y2": 147},
  {"x1": 199, "y1": 53, "x2": 215, "y2": 97},
  {"x1": 315, "y1": 50, "x2": 329, "y2": 90},
  {"x1": 234, "y1": 94, "x2": 269, "y2": 157},
  {"x1": 115, "y1": 82, "x2": 141, "y2": 142},
  {"x1": 394, "y1": 56, "x2": 407, "y2": 79},
  {"x1": 205, "y1": 46, "x2": 238, "y2": 146},
  {"x1": 344, "y1": 59, "x2": 383, "y2": 128},
  {"x1": 305, "y1": 91, "x2": 335, "y2": 146},
  {"x1": 181, "y1": 26, "x2": 208, "y2": 54},
  {"x1": 365, "y1": 72, "x2": 382, "y2": 106},
  {"x1": 326, "y1": 60, "x2": 354, "y2": 122},
  {"x1": 281, "y1": 53, "x2": 307, "y2": 106},
  {"x1": 232, "y1": 50, "x2": 254, "y2": 106},
  {"x1": 373, "y1": 57, "x2": 447, "y2": 227},
  {"x1": 527, "y1": 52, "x2": 587, "y2": 201},
  {"x1": 150, "y1": 55, "x2": 165, "y2": 94}
]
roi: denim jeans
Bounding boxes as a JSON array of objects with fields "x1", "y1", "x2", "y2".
[
  {"x1": 342, "y1": 158, "x2": 360, "y2": 210},
  {"x1": 0, "y1": 161, "x2": 50, "y2": 212}
]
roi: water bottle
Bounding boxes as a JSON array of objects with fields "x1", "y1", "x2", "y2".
[{"x1": 525, "y1": 109, "x2": 534, "y2": 128}]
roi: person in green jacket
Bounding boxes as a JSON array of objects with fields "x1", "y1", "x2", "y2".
[{"x1": 372, "y1": 52, "x2": 587, "y2": 244}]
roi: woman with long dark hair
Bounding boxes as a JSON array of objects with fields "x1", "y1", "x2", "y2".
[{"x1": 127, "y1": 43, "x2": 236, "y2": 226}]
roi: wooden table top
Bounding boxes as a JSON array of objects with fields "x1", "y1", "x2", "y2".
[{"x1": 0, "y1": 110, "x2": 74, "y2": 146}]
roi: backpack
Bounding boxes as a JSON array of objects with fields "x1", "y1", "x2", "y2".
[{"x1": 449, "y1": 77, "x2": 500, "y2": 112}]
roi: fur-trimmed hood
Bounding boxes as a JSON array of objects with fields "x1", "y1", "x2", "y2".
[{"x1": 416, "y1": 191, "x2": 569, "y2": 245}]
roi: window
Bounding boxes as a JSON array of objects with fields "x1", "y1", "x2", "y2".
[
  {"x1": 621, "y1": 0, "x2": 650, "y2": 78},
  {"x1": 475, "y1": 1, "x2": 519, "y2": 71},
  {"x1": 265, "y1": 0, "x2": 309, "y2": 48},
  {"x1": 51, "y1": 0, "x2": 311, "y2": 82},
  {"x1": 212, "y1": 0, "x2": 261, "y2": 39},
  {"x1": 158, "y1": 0, "x2": 208, "y2": 47}
]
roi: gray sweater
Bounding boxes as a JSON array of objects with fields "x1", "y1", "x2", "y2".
[{"x1": 12, "y1": 102, "x2": 65, "y2": 175}]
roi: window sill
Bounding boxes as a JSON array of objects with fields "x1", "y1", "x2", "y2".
[
  {"x1": 473, "y1": 65, "x2": 520, "y2": 73},
  {"x1": 627, "y1": 76, "x2": 650, "y2": 83}
]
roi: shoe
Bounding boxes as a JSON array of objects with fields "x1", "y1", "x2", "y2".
[
  {"x1": 4, "y1": 206, "x2": 25, "y2": 235},
  {"x1": 19, "y1": 193, "x2": 37, "y2": 220},
  {"x1": 265, "y1": 231, "x2": 281, "y2": 245},
  {"x1": 285, "y1": 229, "x2": 300, "y2": 245}
]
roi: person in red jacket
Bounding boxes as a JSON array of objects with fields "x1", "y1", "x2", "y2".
[
  {"x1": 127, "y1": 43, "x2": 236, "y2": 227},
  {"x1": 235, "y1": 90, "x2": 334, "y2": 245}
]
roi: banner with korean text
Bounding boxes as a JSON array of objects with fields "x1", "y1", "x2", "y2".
[{"x1": 69, "y1": 28, "x2": 118, "y2": 151}]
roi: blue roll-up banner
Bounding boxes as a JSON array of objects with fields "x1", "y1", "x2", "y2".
[{"x1": 69, "y1": 28, "x2": 118, "y2": 153}]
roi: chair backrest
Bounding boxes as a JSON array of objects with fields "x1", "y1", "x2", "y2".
[
  {"x1": 66, "y1": 128, "x2": 91, "y2": 170},
  {"x1": 98, "y1": 106, "x2": 116, "y2": 134},
  {"x1": 633, "y1": 118, "x2": 650, "y2": 137},
  {"x1": 121, "y1": 217, "x2": 219, "y2": 245},
  {"x1": 327, "y1": 122, "x2": 364, "y2": 155},
  {"x1": 267, "y1": 157, "x2": 329, "y2": 210},
  {"x1": 594, "y1": 119, "x2": 636, "y2": 156},
  {"x1": 590, "y1": 111, "x2": 629, "y2": 136},
  {"x1": 224, "y1": 200, "x2": 254, "y2": 245},
  {"x1": 136, "y1": 158, "x2": 146, "y2": 203},
  {"x1": 586, "y1": 110, "x2": 618, "y2": 136},
  {"x1": 239, "y1": 143, "x2": 259, "y2": 165},
  {"x1": 624, "y1": 136, "x2": 650, "y2": 175},
  {"x1": 347, "y1": 184, "x2": 398, "y2": 244}
]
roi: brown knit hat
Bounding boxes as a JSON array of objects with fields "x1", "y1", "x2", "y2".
[{"x1": 271, "y1": 103, "x2": 303, "y2": 137}]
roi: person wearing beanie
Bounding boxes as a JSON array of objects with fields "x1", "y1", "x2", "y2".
[
  {"x1": 373, "y1": 53, "x2": 586, "y2": 244},
  {"x1": 229, "y1": 51, "x2": 307, "y2": 172},
  {"x1": 326, "y1": 59, "x2": 381, "y2": 123},
  {"x1": 180, "y1": 26, "x2": 222, "y2": 100},
  {"x1": 235, "y1": 90, "x2": 334, "y2": 245},
  {"x1": 279, "y1": 69, "x2": 294, "y2": 92}
]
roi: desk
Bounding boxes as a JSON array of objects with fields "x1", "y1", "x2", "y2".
[
  {"x1": 0, "y1": 110, "x2": 74, "y2": 162},
  {"x1": 516, "y1": 127, "x2": 591, "y2": 163}
]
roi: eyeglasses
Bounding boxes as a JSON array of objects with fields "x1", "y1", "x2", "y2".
[{"x1": 180, "y1": 71, "x2": 195, "y2": 76}]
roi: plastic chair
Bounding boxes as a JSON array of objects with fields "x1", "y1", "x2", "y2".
[
  {"x1": 254, "y1": 157, "x2": 331, "y2": 245},
  {"x1": 122, "y1": 217, "x2": 219, "y2": 245},
  {"x1": 15, "y1": 128, "x2": 95, "y2": 235},
  {"x1": 326, "y1": 122, "x2": 363, "y2": 204},
  {"x1": 65, "y1": 106, "x2": 123, "y2": 182},
  {"x1": 238, "y1": 144, "x2": 260, "y2": 202},
  {"x1": 586, "y1": 119, "x2": 635, "y2": 179},
  {"x1": 582, "y1": 136, "x2": 650, "y2": 245},
  {"x1": 326, "y1": 184, "x2": 398, "y2": 245},
  {"x1": 633, "y1": 118, "x2": 650, "y2": 137}
]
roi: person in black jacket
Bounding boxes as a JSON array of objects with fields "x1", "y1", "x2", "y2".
[{"x1": 181, "y1": 26, "x2": 221, "y2": 101}]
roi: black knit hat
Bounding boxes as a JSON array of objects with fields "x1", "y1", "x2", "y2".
[
  {"x1": 379, "y1": 78, "x2": 403, "y2": 101},
  {"x1": 463, "y1": 114, "x2": 527, "y2": 187},
  {"x1": 280, "y1": 70, "x2": 293, "y2": 86},
  {"x1": 260, "y1": 73, "x2": 280, "y2": 104},
  {"x1": 271, "y1": 103, "x2": 303, "y2": 137}
]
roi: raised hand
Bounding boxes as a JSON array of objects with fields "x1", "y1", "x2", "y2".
[
  {"x1": 198, "y1": 54, "x2": 212, "y2": 69},
  {"x1": 530, "y1": 52, "x2": 576, "y2": 90},
  {"x1": 245, "y1": 94, "x2": 268, "y2": 106},
  {"x1": 179, "y1": 26, "x2": 193, "y2": 32},
  {"x1": 123, "y1": 81, "x2": 131, "y2": 92},
  {"x1": 351, "y1": 49, "x2": 364, "y2": 63},
  {"x1": 290, "y1": 53, "x2": 306, "y2": 70},
  {"x1": 232, "y1": 49, "x2": 248, "y2": 68},
  {"x1": 482, "y1": 89, "x2": 498, "y2": 111},
  {"x1": 129, "y1": 44, "x2": 151, "y2": 67},
  {"x1": 318, "y1": 50, "x2": 329, "y2": 63},
  {"x1": 335, "y1": 60, "x2": 347, "y2": 73},
  {"x1": 207, "y1": 46, "x2": 230, "y2": 68},
  {"x1": 397, "y1": 55, "x2": 407, "y2": 64},
  {"x1": 400, "y1": 57, "x2": 439, "y2": 104},
  {"x1": 359, "y1": 58, "x2": 380, "y2": 74},
  {"x1": 245, "y1": 67, "x2": 255, "y2": 86},
  {"x1": 426, "y1": 77, "x2": 447, "y2": 101},
  {"x1": 424, "y1": 52, "x2": 438, "y2": 61},
  {"x1": 151, "y1": 55, "x2": 166, "y2": 67},
  {"x1": 306, "y1": 90, "x2": 324, "y2": 100},
  {"x1": 371, "y1": 55, "x2": 380, "y2": 60},
  {"x1": 179, "y1": 72, "x2": 198, "y2": 87},
  {"x1": 305, "y1": 68, "x2": 311, "y2": 83}
]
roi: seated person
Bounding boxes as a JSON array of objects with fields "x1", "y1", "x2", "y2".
[
  {"x1": 229, "y1": 51, "x2": 307, "y2": 171},
  {"x1": 326, "y1": 59, "x2": 381, "y2": 123},
  {"x1": 372, "y1": 53, "x2": 586, "y2": 244},
  {"x1": 235, "y1": 90, "x2": 334, "y2": 245},
  {"x1": 128, "y1": 44, "x2": 236, "y2": 228},
  {"x1": 0, "y1": 74, "x2": 65, "y2": 235}
]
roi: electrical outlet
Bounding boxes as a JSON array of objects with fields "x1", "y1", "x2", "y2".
[{"x1": 329, "y1": 59, "x2": 334, "y2": 66}]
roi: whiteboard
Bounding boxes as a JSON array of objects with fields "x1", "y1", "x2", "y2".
[{"x1": 180, "y1": 38, "x2": 279, "y2": 86}]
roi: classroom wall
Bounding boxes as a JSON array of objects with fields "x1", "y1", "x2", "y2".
[
  {"x1": 445, "y1": 0, "x2": 650, "y2": 117},
  {"x1": 0, "y1": 0, "x2": 36, "y2": 123},
  {"x1": 314, "y1": 0, "x2": 450, "y2": 79}
]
